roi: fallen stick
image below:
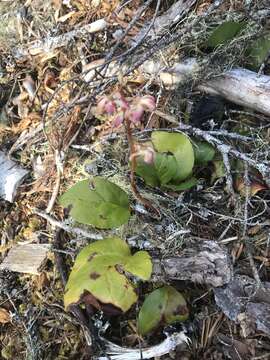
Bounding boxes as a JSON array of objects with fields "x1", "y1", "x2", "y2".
[
  {"x1": 199, "y1": 68, "x2": 270, "y2": 117},
  {"x1": 142, "y1": 59, "x2": 270, "y2": 117},
  {"x1": 152, "y1": 240, "x2": 232, "y2": 287},
  {"x1": 0, "y1": 151, "x2": 29, "y2": 202},
  {"x1": 16, "y1": 19, "x2": 108, "y2": 57},
  {"x1": 131, "y1": 0, "x2": 196, "y2": 44},
  {"x1": 34, "y1": 209, "x2": 103, "y2": 240},
  {"x1": 97, "y1": 332, "x2": 189, "y2": 360},
  {"x1": 82, "y1": 56, "x2": 270, "y2": 117}
]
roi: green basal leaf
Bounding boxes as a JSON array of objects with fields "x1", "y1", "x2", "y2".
[
  {"x1": 60, "y1": 177, "x2": 130, "y2": 229},
  {"x1": 192, "y1": 140, "x2": 215, "y2": 164},
  {"x1": 64, "y1": 237, "x2": 152, "y2": 312},
  {"x1": 138, "y1": 286, "x2": 189, "y2": 336},
  {"x1": 207, "y1": 21, "x2": 246, "y2": 48},
  {"x1": 151, "y1": 131, "x2": 194, "y2": 182}
]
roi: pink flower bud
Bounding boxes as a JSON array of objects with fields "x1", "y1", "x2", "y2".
[
  {"x1": 96, "y1": 96, "x2": 107, "y2": 113},
  {"x1": 104, "y1": 100, "x2": 116, "y2": 114},
  {"x1": 113, "y1": 92, "x2": 130, "y2": 111},
  {"x1": 138, "y1": 95, "x2": 156, "y2": 112},
  {"x1": 96, "y1": 96, "x2": 116, "y2": 115},
  {"x1": 143, "y1": 147, "x2": 155, "y2": 164},
  {"x1": 127, "y1": 105, "x2": 144, "y2": 124},
  {"x1": 112, "y1": 112, "x2": 124, "y2": 127}
]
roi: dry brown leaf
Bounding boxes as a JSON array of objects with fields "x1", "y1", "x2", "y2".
[
  {"x1": 11, "y1": 112, "x2": 41, "y2": 135},
  {"x1": 196, "y1": 0, "x2": 212, "y2": 15},
  {"x1": 0, "y1": 308, "x2": 11, "y2": 324},
  {"x1": 56, "y1": 11, "x2": 77, "y2": 23},
  {"x1": 235, "y1": 178, "x2": 267, "y2": 197},
  {"x1": 248, "y1": 225, "x2": 261, "y2": 236},
  {"x1": 22, "y1": 75, "x2": 36, "y2": 100},
  {"x1": 52, "y1": 0, "x2": 62, "y2": 9}
]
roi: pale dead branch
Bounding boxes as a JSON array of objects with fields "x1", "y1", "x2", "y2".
[
  {"x1": 16, "y1": 18, "x2": 108, "y2": 57},
  {"x1": 0, "y1": 151, "x2": 29, "y2": 202},
  {"x1": 97, "y1": 331, "x2": 189, "y2": 360}
]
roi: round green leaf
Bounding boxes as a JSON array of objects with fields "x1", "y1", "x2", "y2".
[
  {"x1": 59, "y1": 177, "x2": 130, "y2": 229},
  {"x1": 64, "y1": 237, "x2": 152, "y2": 312},
  {"x1": 138, "y1": 286, "x2": 189, "y2": 336},
  {"x1": 135, "y1": 153, "x2": 178, "y2": 187},
  {"x1": 151, "y1": 131, "x2": 194, "y2": 181}
]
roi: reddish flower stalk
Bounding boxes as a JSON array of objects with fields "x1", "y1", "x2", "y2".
[{"x1": 96, "y1": 92, "x2": 160, "y2": 217}]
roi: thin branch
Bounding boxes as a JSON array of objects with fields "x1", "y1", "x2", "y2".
[
  {"x1": 218, "y1": 144, "x2": 235, "y2": 200},
  {"x1": 242, "y1": 164, "x2": 263, "y2": 289},
  {"x1": 106, "y1": 0, "x2": 154, "y2": 61},
  {"x1": 33, "y1": 209, "x2": 103, "y2": 240},
  {"x1": 118, "y1": 0, "x2": 161, "y2": 64},
  {"x1": 17, "y1": 19, "x2": 108, "y2": 57},
  {"x1": 46, "y1": 151, "x2": 63, "y2": 213}
]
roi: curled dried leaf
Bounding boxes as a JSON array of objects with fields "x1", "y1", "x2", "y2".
[{"x1": 0, "y1": 308, "x2": 11, "y2": 324}]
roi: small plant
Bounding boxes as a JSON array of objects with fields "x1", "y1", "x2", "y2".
[
  {"x1": 135, "y1": 131, "x2": 215, "y2": 191},
  {"x1": 95, "y1": 92, "x2": 215, "y2": 194},
  {"x1": 59, "y1": 94, "x2": 193, "y2": 337},
  {"x1": 95, "y1": 90, "x2": 161, "y2": 213},
  {"x1": 64, "y1": 238, "x2": 189, "y2": 336}
]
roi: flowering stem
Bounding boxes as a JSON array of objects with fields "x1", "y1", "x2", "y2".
[{"x1": 125, "y1": 118, "x2": 160, "y2": 218}]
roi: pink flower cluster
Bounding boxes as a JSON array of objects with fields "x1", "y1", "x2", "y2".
[{"x1": 96, "y1": 92, "x2": 155, "y2": 127}]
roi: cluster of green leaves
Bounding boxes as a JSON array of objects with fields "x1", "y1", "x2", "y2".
[
  {"x1": 135, "y1": 131, "x2": 215, "y2": 191},
  {"x1": 59, "y1": 137, "x2": 195, "y2": 336},
  {"x1": 206, "y1": 20, "x2": 270, "y2": 70},
  {"x1": 59, "y1": 17, "x2": 270, "y2": 341},
  {"x1": 64, "y1": 236, "x2": 188, "y2": 335}
]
